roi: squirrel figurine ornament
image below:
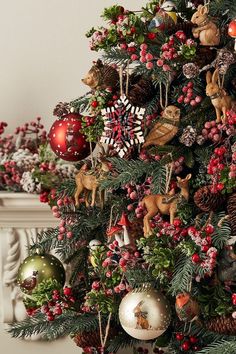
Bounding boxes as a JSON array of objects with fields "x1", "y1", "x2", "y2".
[{"x1": 191, "y1": 5, "x2": 220, "y2": 46}]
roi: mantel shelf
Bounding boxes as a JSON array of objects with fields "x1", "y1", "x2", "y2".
[{"x1": 0, "y1": 192, "x2": 57, "y2": 228}]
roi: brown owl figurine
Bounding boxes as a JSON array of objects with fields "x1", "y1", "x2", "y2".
[
  {"x1": 20, "y1": 270, "x2": 38, "y2": 292},
  {"x1": 143, "y1": 105, "x2": 180, "y2": 147},
  {"x1": 82, "y1": 59, "x2": 119, "y2": 91},
  {"x1": 175, "y1": 292, "x2": 199, "y2": 323}
]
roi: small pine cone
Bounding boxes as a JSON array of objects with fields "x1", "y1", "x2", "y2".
[
  {"x1": 183, "y1": 63, "x2": 200, "y2": 79},
  {"x1": 194, "y1": 186, "x2": 226, "y2": 212},
  {"x1": 53, "y1": 102, "x2": 70, "y2": 117},
  {"x1": 179, "y1": 125, "x2": 197, "y2": 147},
  {"x1": 205, "y1": 315, "x2": 236, "y2": 335},
  {"x1": 227, "y1": 193, "x2": 236, "y2": 235}
]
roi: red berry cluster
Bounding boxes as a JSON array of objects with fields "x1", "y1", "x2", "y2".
[
  {"x1": 177, "y1": 81, "x2": 202, "y2": 107},
  {"x1": 207, "y1": 146, "x2": 227, "y2": 193},
  {"x1": 51, "y1": 195, "x2": 74, "y2": 220},
  {"x1": 0, "y1": 121, "x2": 7, "y2": 135},
  {"x1": 201, "y1": 117, "x2": 236, "y2": 144},
  {"x1": 57, "y1": 218, "x2": 74, "y2": 240},
  {"x1": 14, "y1": 117, "x2": 47, "y2": 153},
  {"x1": 1, "y1": 160, "x2": 21, "y2": 187},
  {"x1": 175, "y1": 332, "x2": 200, "y2": 352},
  {"x1": 124, "y1": 178, "x2": 152, "y2": 213},
  {"x1": 187, "y1": 225, "x2": 217, "y2": 278},
  {"x1": 41, "y1": 287, "x2": 74, "y2": 321}
]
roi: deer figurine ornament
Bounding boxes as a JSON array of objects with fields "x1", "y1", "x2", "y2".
[
  {"x1": 74, "y1": 155, "x2": 110, "y2": 208},
  {"x1": 141, "y1": 174, "x2": 191, "y2": 236}
]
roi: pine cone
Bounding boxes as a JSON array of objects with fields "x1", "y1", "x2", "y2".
[
  {"x1": 53, "y1": 102, "x2": 70, "y2": 117},
  {"x1": 183, "y1": 63, "x2": 200, "y2": 79},
  {"x1": 73, "y1": 327, "x2": 117, "y2": 350},
  {"x1": 205, "y1": 315, "x2": 236, "y2": 335},
  {"x1": 227, "y1": 193, "x2": 236, "y2": 235},
  {"x1": 179, "y1": 126, "x2": 197, "y2": 147},
  {"x1": 173, "y1": 21, "x2": 194, "y2": 37},
  {"x1": 129, "y1": 219, "x2": 143, "y2": 240},
  {"x1": 194, "y1": 186, "x2": 226, "y2": 212},
  {"x1": 128, "y1": 75, "x2": 155, "y2": 106},
  {"x1": 73, "y1": 330, "x2": 101, "y2": 349}
]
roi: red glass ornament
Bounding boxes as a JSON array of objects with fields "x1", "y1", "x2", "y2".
[
  {"x1": 228, "y1": 19, "x2": 236, "y2": 51},
  {"x1": 48, "y1": 113, "x2": 90, "y2": 161}
]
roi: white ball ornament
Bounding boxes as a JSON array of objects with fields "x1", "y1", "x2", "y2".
[{"x1": 119, "y1": 285, "x2": 171, "y2": 340}]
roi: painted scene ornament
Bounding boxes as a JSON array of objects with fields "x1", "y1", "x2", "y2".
[
  {"x1": 119, "y1": 285, "x2": 171, "y2": 340},
  {"x1": 48, "y1": 113, "x2": 90, "y2": 161},
  {"x1": 17, "y1": 253, "x2": 65, "y2": 294}
]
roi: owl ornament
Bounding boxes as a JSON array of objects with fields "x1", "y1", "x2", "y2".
[
  {"x1": 143, "y1": 105, "x2": 180, "y2": 148},
  {"x1": 175, "y1": 292, "x2": 199, "y2": 323}
]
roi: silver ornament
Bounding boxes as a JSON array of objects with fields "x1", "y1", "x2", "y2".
[{"x1": 119, "y1": 285, "x2": 171, "y2": 340}]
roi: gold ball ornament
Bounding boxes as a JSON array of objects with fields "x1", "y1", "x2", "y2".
[
  {"x1": 119, "y1": 286, "x2": 171, "y2": 340},
  {"x1": 17, "y1": 253, "x2": 65, "y2": 293}
]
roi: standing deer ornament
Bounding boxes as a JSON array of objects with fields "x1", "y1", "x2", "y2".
[
  {"x1": 191, "y1": 5, "x2": 220, "y2": 46},
  {"x1": 74, "y1": 152, "x2": 111, "y2": 208},
  {"x1": 141, "y1": 174, "x2": 191, "y2": 236}
]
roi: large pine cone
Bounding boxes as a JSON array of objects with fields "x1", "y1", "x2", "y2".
[
  {"x1": 73, "y1": 327, "x2": 117, "y2": 350},
  {"x1": 205, "y1": 315, "x2": 236, "y2": 335},
  {"x1": 194, "y1": 186, "x2": 226, "y2": 212},
  {"x1": 73, "y1": 330, "x2": 101, "y2": 349},
  {"x1": 227, "y1": 193, "x2": 236, "y2": 235},
  {"x1": 128, "y1": 75, "x2": 155, "y2": 106}
]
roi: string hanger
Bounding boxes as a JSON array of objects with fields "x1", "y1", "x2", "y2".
[{"x1": 119, "y1": 61, "x2": 130, "y2": 97}]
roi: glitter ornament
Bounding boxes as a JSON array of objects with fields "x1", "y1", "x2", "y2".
[
  {"x1": 48, "y1": 113, "x2": 90, "y2": 161},
  {"x1": 100, "y1": 95, "x2": 145, "y2": 158},
  {"x1": 119, "y1": 285, "x2": 171, "y2": 340}
]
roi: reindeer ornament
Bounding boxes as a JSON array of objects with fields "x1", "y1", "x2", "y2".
[
  {"x1": 74, "y1": 155, "x2": 110, "y2": 208},
  {"x1": 141, "y1": 174, "x2": 191, "y2": 236}
]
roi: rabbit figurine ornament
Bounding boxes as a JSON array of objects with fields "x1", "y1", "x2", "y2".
[
  {"x1": 206, "y1": 69, "x2": 233, "y2": 123},
  {"x1": 191, "y1": 5, "x2": 220, "y2": 46}
]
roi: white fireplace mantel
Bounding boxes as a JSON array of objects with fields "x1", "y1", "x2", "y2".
[{"x1": 0, "y1": 192, "x2": 58, "y2": 324}]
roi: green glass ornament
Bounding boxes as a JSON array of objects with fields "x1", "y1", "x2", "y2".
[{"x1": 17, "y1": 253, "x2": 65, "y2": 293}]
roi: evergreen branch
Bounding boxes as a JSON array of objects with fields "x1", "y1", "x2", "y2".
[
  {"x1": 169, "y1": 253, "x2": 194, "y2": 295},
  {"x1": 100, "y1": 158, "x2": 166, "y2": 192},
  {"x1": 197, "y1": 340, "x2": 236, "y2": 354},
  {"x1": 8, "y1": 312, "x2": 98, "y2": 340},
  {"x1": 70, "y1": 92, "x2": 91, "y2": 114},
  {"x1": 107, "y1": 332, "x2": 140, "y2": 353},
  {"x1": 103, "y1": 48, "x2": 130, "y2": 65}
]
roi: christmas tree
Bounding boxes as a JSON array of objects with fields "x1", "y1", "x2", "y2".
[{"x1": 9, "y1": 0, "x2": 236, "y2": 353}]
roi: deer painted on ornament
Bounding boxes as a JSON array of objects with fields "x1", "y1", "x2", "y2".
[
  {"x1": 74, "y1": 153, "x2": 110, "y2": 208},
  {"x1": 140, "y1": 174, "x2": 191, "y2": 236}
]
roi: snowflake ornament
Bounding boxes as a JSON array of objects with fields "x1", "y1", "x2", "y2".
[{"x1": 100, "y1": 95, "x2": 145, "y2": 158}]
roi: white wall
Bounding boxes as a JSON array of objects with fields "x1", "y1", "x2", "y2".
[
  {"x1": 0, "y1": 0, "x2": 146, "y2": 134},
  {"x1": 0, "y1": 1, "x2": 146, "y2": 353}
]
